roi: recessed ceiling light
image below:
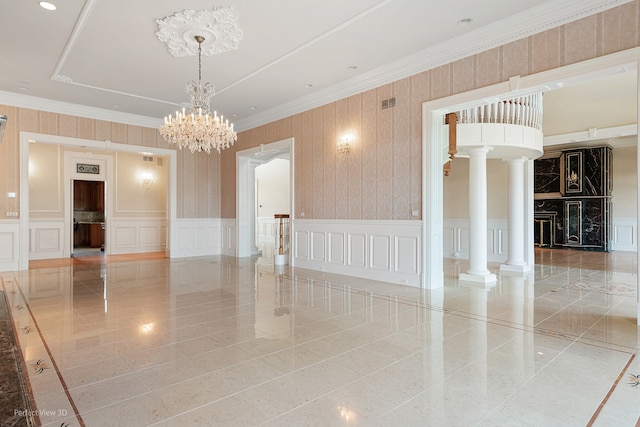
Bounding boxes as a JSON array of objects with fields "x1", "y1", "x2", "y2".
[
  {"x1": 19, "y1": 87, "x2": 29, "y2": 91},
  {"x1": 112, "y1": 104, "x2": 120, "y2": 108},
  {"x1": 304, "y1": 84, "x2": 313, "y2": 88},
  {"x1": 249, "y1": 106, "x2": 257, "y2": 110},
  {"x1": 39, "y1": 1, "x2": 57, "y2": 11},
  {"x1": 347, "y1": 66, "x2": 358, "y2": 70},
  {"x1": 457, "y1": 18, "x2": 472, "y2": 25}
]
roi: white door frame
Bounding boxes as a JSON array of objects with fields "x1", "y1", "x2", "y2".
[
  {"x1": 19, "y1": 133, "x2": 177, "y2": 269},
  {"x1": 422, "y1": 47, "x2": 640, "y2": 323},
  {"x1": 236, "y1": 138, "x2": 295, "y2": 262},
  {"x1": 64, "y1": 151, "x2": 111, "y2": 257}
]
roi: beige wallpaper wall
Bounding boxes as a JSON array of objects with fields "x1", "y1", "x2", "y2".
[
  {"x1": 221, "y1": 0, "x2": 640, "y2": 219},
  {"x1": 0, "y1": 106, "x2": 221, "y2": 219},
  {"x1": 1, "y1": 2, "x2": 639, "y2": 223},
  {"x1": 28, "y1": 145, "x2": 168, "y2": 219}
]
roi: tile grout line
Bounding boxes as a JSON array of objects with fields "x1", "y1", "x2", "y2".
[{"x1": 586, "y1": 352, "x2": 636, "y2": 427}]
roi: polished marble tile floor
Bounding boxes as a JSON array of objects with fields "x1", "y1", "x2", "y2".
[{"x1": 1, "y1": 249, "x2": 639, "y2": 426}]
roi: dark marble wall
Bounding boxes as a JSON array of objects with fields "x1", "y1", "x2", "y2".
[
  {"x1": 534, "y1": 199, "x2": 564, "y2": 247},
  {"x1": 571, "y1": 147, "x2": 611, "y2": 196},
  {"x1": 534, "y1": 146, "x2": 612, "y2": 251},
  {"x1": 534, "y1": 157, "x2": 561, "y2": 193}
]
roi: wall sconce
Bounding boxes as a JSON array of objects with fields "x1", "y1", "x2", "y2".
[
  {"x1": 141, "y1": 173, "x2": 155, "y2": 191},
  {"x1": 337, "y1": 134, "x2": 353, "y2": 159}
]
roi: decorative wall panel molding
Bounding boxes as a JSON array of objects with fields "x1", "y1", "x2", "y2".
[
  {"x1": 0, "y1": 221, "x2": 20, "y2": 271},
  {"x1": 29, "y1": 221, "x2": 64, "y2": 260},
  {"x1": 293, "y1": 220, "x2": 421, "y2": 287},
  {"x1": 110, "y1": 218, "x2": 166, "y2": 255},
  {"x1": 170, "y1": 218, "x2": 223, "y2": 258},
  {"x1": 612, "y1": 218, "x2": 637, "y2": 252},
  {"x1": 220, "y1": 219, "x2": 236, "y2": 256},
  {"x1": 443, "y1": 218, "x2": 508, "y2": 262}
]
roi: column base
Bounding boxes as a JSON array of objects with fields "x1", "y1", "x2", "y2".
[
  {"x1": 459, "y1": 272, "x2": 497, "y2": 284},
  {"x1": 499, "y1": 264, "x2": 531, "y2": 273}
]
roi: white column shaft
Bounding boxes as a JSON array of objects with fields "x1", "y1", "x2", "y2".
[
  {"x1": 467, "y1": 148, "x2": 490, "y2": 275},
  {"x1": 506, "y1": 158, "x2": 526, "y2": 266}
]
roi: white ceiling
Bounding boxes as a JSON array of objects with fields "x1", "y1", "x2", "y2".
[{"x1": 0, "y1": 0, "x2": 636, "y2": 139}]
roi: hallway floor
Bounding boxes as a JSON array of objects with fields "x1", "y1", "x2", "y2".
[{"x1": 2, "y1": 249, "x2": 639, "y2": 426}]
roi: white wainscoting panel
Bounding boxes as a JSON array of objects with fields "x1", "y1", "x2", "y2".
[
  {"x1": 328, "y1": 232, "x2": 345, "y2": 264},
  {"x1": 110, "y1": 218, "x2": 167, "y2": 255},
  {"x1": 295, "y1": 230, "x2": 308, "y2": 260},
  {"x1": 311, "y1": 232, "x2": 326, "y2": 262},
  {"x1": 294, "y1": 220, "x2": 421, "y2": 286},
  {"x1": 29, "y1": 220, "x2": 65, "y2": 260},
  {"x1": 612, "y1": 218, "x2": 637, "y2": 252},
  {"x1": 256, "y1": 216, "x2": 278, "y2": 257},
  {"x1": 170, "y1": 218, "x2": 223, "y2": 258},
  {"x1": 348, "y1": 233, "x2": 367, "y2": 268},
  {"x1": 370, "y1": 235, "x2": 391, "y2": 271},
  {"x1": 257, "y1": 217, "x2": 276, "y2": 246},
  {"x1": 220, "y1": 218, "x2": 235, "y2": 256},
  {"x1": 395, "y1": 235, "x2": 419, "y2": 274},
  {"x1": 443, "y1": 218, "x2": 508, "y2": 262},
  {"x1": 0, "y1": 221, "x2": 20, "y2": 271}
]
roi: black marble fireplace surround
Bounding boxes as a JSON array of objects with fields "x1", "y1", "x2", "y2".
[{"x1": 534, "y1": 146, "x2": 612, "y2": 251}]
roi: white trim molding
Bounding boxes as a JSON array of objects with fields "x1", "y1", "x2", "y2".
[{"x1": 293, "y1": 219, "x2": 421, "y2": 287}]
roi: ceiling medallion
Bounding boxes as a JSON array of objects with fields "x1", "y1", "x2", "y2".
[{"x1": 156, "y1": 7, "x2": 243, "y2": 57}]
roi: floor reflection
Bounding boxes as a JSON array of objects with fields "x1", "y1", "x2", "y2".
[{"x1": 1, "y1": 250, "x2": 638, "y2": 426}]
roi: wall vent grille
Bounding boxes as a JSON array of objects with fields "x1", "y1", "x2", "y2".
[{"x1": 382, "y1": 97, "x2": 396, "y2": 110}]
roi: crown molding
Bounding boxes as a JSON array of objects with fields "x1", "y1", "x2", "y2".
[
  {"x1": 0, "y1": 0, "x2": 632, "y2": 133},
  {"x1": 234, "y1": 0, "x2": 633, "y2": 132},
  {"x1": 0, "y1": 90, "x2": 162, "y2": 128}
]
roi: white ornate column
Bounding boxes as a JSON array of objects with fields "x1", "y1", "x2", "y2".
[
  {"x1": 501, "y1": 157, "x2": 530, "y2": 273},
  {"x1": 460, "y1": 147, "x2": 496, "y2": 284}
]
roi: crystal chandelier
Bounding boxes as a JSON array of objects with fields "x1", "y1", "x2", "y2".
[{"x1": 160, "y1": 35, "x2": 237, "y2": 154}]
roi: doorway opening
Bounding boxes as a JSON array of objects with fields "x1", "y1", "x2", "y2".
[
  {"x1": 422, "y1": 49, "x2": 640, "y2": 294},
  {"x1": 72, "y1": 179, "x2": 105, "y2": 257},
  {"x1": 236, "y1": 138, "x2": 294, "y2": 263}
]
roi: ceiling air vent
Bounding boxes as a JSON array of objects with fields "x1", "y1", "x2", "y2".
[
  {"x1": 142, "y1": 155, "x2": 154, "y2": 162},
  {"x1": 0, "y1": 115, "x2": 7, "y2": 143},
  {"x1": 156, "y1": 157, "x2": 164, "y2": 167},
  {"x1": 381, "y1": 97, "x2": 396, "y2": 110}
]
